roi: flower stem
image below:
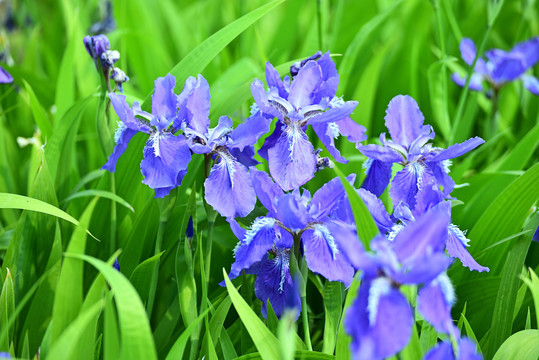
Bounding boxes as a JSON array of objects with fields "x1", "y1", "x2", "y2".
[
  {"x1": 300, "y1": 257, "x2": 312, "y2": 351},
  {"x1": 488, "y1": 88, "x2": 499, "y2": 140}
]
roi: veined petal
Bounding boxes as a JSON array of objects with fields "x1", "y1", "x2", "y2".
[
  {"x1": 361, "y1": 159, "x2": 393, "y2": 197},
  {"x1": 274, "y1": 193, "x2": 310, "y2": 231},
  {"x1": 389, "y1": 163, "x2": 436, "y2": 210},
  {"x1": 302, "y1": 225, "x2": 354, "y2": 285},
  {"x1": 392, "y1": 252, "x2": 452, "y2": 285},
  {"x1": 288, "y1": 61, "x2": 322, "y2": 110},
  {"x1": 429, "y1": 137, "x2": 484, "y2": 162},
  {"x1": 250, "y1": 167, "x2": 283, "y2": 215},
  {"x1": 425, "y1": 161, "x2": 455, "y2": 197},
  {"x1": 309, "y1": 174, "x2": 355, "y2": 220},
  {"x1": 392, "y1": 208, "x2": 450, "y2": 264},
  {"x1": 265, "y1": 62, "x2": 288, "y2": 98},
  {"x1": 336, "y1": 116, "x2": 367, "y2": 142},
  {"x1": 229, "y1": 113, "x2": 272, "y2": 150},
  {"x1": 251, "y1": 79, "x2": 283, "y2": 120},
  {"x1": 307, "y1": 101, "x2": 358, "y2": 125},
  {"x1": 228, "y1": 146, "x2": 258, "y2": 167},
  {"x1": 357, "y1": 189, "x2": 393, "y2": 234},
  {"x1": 259, "y1": 121, "x2": 284, "y2": 160},
  {"x1": 417, "y1": 274, "x2": 458, "y2": 335},
  {"x1": 230, "y1": 217, "x2": 277, "y2": 278},
  {"x1": 511, "y1": 36, "x2": 539, "y2": 69},
  {"x1": 268, "y1": 124, "x2": 316, "y2": 191},
  {"x1": 109, "y1": 93, "x2": 151, "y2": 133},
  {"x1": 384, "y1": 95, "x2": 425, "y2": 148},
  {"x1": 151, "y1": 74, "x2": 177, "y2": 120},
  {"x1": 357, "y1": 144, "x2": 403, "y2": 163},
  {"x1": 311, "y1": 122, "x2": 347, "y2": 163},
  {"x1": 446, "y1": 224, "x2": 489, "y2": 272},
  {"x1": 102, "y1": 125, "x2": 138, "y2": 172},
  {"x1": 254, "y1": 251, "x2": 301, "y2": 319},
  {"x1": 207, "y1": 115, "x2": 233, "y2": 145},
  {"x1": 204, "y1": 152, "x2": 256, "y2": 219},
  {"x1": 176, "y1": 74, "x2": 211, "y2": 132},
  {"x1": 424, "y1": 338, "x2": 482, "y2": 360},
  {"x1": 140, "y1": 133, "x2": 192, "y2": 195}
]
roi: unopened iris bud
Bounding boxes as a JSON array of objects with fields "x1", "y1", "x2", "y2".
[
  {"x1": 101, "y1": 49, "x2": 120, "y2": 68},
  {"x1": 290, "y1": 50, "x2": 322, "y2": 77},
  {"x1": 113, "y1": 258, "x2": 120, "y2": 271},
  {"x1": 0, "y1": 65, "x2": 13, "y2": 83},
  {"x1": 111, "y1": 67, "x2": 129, "y2": 92},
  {"x1": 83, "y1": 34, "x2": 110, "y2": 68}
]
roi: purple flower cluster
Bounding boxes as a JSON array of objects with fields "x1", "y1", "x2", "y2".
[
  {"x1": 452, "y1": 37, "x2": 539, "y2": 95},
  {"x1": 83, "y1": 34, "x2": 129, "y2": 92}
]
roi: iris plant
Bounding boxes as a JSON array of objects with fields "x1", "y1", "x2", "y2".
[{"x1": 0, "y1": 66, "x2": 12, "y2": 83}]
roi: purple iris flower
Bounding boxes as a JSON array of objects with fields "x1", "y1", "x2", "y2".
[
  {"x1": 225, "y1": 169, "x2": 356, "y2": 317},
  {"x1": 0, "y1": 65, "x2": 13, "y2": 83},
  {"x1": 251, "y1": 52, "x2": 366, "y2": 190},
  {"x1": 357, "y1": 95, "x2": 484, "y2": 209},
  {"x1": 102, "y1": 73, "x2": 193, "y2": 198},
  {"x1": 0, "y1": 352, "x2": 11, "y2": 359},
  {"x1": 424, "y1": 337, "x2": 482, "y2": 360},
  {"x1": 180, "y1": 76, "x2": 271, "y2": 218},
  {"x1": 452, "y1": 37, "x2": 539, "y2": 95},
  {"x1": 340, "y1": 209, "x2": 455, "y2": 360}
]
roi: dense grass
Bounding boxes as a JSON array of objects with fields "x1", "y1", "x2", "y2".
[{"x1": 0, "y1": 0, "x2": 538, "y2": 359}]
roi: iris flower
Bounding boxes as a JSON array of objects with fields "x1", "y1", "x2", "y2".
[
  {"x1": 226, "y1": 169, "x2": 356, "y2": 317},
  {"x1": 452, "y1": 37, "x2": 539, "y2": 95},
  {"x1": 181, "y1": 75, "x2": 271, "y2": 218},
  {"x1": 251, "y1": 52, "x2": 365, "y2": 190},
  {"x1": 340, "y1": 209, "x2": 456, "y2": 360},
  {"x1": 358, "y1": 95, "x2": 484, "y2": 209},
  {"x1": 102, "y1": 74, "x2": 192, "y2": 197}
]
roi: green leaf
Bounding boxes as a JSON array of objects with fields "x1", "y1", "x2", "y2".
[
  {"x1": 164, "y1": 308, "x2": 210, "y2": 360},
  {"x1": 129, "y1": 251, "x2": 165, "y2": 302},
  {"x1": 333, "y1": 165, "x2": 378, "y2": 250},
  {"x1": 467, "y1": 163, "x2": 539, "y2": 271},
  {"x1": 0, "y1": 269, "x2": 14, "y2": 352},
  {"x1": 63, "y1": 189, "x2": 135, "y2": 212},
  {"x1": 522, "y1": 268, "x2": 539, "y2": 328},
  {"x1": 223, "y1": 269, "x2": 281, "y2": 360},
  {"x1": 141, "y1": 0, "x2": 287, "y2": 108},
  {"x1": 23, "y1": 80, "x2": 53, "y2": 139},
  {"x1": 45, "y1": 301, "x2": 104, "y2": 360},
  {"x1": 65, "y1": 254, "x2": 157, "y2": 360},
  {"x1": 0, "y1": 193, "x2": 80, "y2": 227},
  {"x1": 498, "y1": 121, "x2": 539, "y2": 171},
  {"x1": 322, "y1": 282, "x2": 343, "y2": 354},
  {"x1": 492, "y1": 330, "x2": 539, "y2": 360},
  {"x1": 488, "y1": 213, "x2": 539, "y2": 358},
  {"x1": 234, "y1": 350, "x2": 336, "y2": 360},
  {"x1": 104, "y1": 292, "x2": 120, "y2": 360},
  {"x1": 336, "y1": 273, "x2": 361, "y2": 360}
]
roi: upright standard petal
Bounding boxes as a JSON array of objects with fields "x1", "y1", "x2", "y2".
[
  {"x1": 523, "y1": 75, "x2": 539, "y2": 95},
  {"x1": 251, "y1": 79, "x2": 283, "y2": 120},
  {"x1": 274, "y1": 193, "x2": 310, "y2": 232},
  {"x1": 250, "y1": 167, "x2": 283, "y2": 215},
  {"x1": 109, "y1": 94, "x2": 151, "y2": 133},
  {"x1": 0, "y1": 66, "x2": 13, "y2": 83},
  {"x1": 451, "y1": 72, "x2": 484, "y2": 91},
  {"x1": 288, "y1": 61, "x2": 322, "y2": 110},
  {"x1": 204, "y1": 152, "x2": 256, "y2": 219},
  {"x1": 176, "y1": 75, "x2": 211, "y2": 132},
  {"x1": 459, "y1": 38, "x2": 478, "y2": 66},
  {"x1": 265, "y1": 62, "x2": 288, "y2": 98},
  {"x1": 511, "y1": 36, "x2": 539, "y2": 69},
  {"x1": 230, "y1": 217, "x2": 277, "y2": 278},
  {"x1": 254, "y1": 251, "x2": 301, "y2": 319},
  {"x1": 302, "y1": 225, "x2": 354, "y2": 285},
  {"x1": 151, "y1": 74, "x2": 177, "y2": 121},
  {"x1": 384, "y1": 95, "x2": 425, "y2": 148},
  {"x1": 268, "y1": 124, "x2": 316, "y2": 191},
  {"x1": 309, "y1": 175, "x2": 355, "y2": 220},
  {"x1": 140, "y1": 133, "x2": 192, "y2": 197}
]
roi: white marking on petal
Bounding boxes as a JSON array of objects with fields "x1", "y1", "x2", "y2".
[
  {"x1": 434, "y1": 273, "x2": 456, "y2": 307},
  {"x1": 313, "y1": 224, "x2": 339, "y2": 260},
  {"x1": 149, "y1": 132, "x2": 164, "y2": 157},
  {"x1": 243, "y1": 217, "x2": 276, "y2": 246},
  {"x1": 274, "y1": 251, "x2": 290, "y2": 293},
  {"x1": 411, "y1": 162, "x2": 426, "y2": 191},
  {"x1": 217, "y1": 151, "x2": 237, "y2": 187},
  {"x1": 329, "y1": 96, "x2": 345, "y2": 108},
  {"x1": 387, "y1": 222, "x2": 405, "y2": 242},
  {"x1": 449, "y1": 224, "x2": 470, "y2": 247},
  {"x1": 367, "y1": 277, "x2": 392, "y2": 326},
  {"x1": 327, "y1": 122, "x2": 340, "y2": 139},
  {"x1": 442, "y1": 159, "x2": 452, "y2": 173},
  {"x1": 363, "y1": 158, "x2": 374, "y2": 174},
  {"x1": 286, "y1": 123, "x2": 305, "y2": 162},
  {"x1": 114, "y1": 121, "x2": 126, "y2": 143},
  {"x1": 250, "y1": 102, "x2": 260, "y2": 115}
]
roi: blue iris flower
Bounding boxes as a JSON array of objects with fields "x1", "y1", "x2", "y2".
[
  {"x1": 180, "y1": 75, "x2": 271, "y2": 218},
  {"x1": 424, "y1": 337, "x2": 482, "y2": 360},
  {"x1": 452, "y1": 37, "x2": 539, "y2": 95},
  {"x1": 251, "y1": 52, "x2": 366, "y2": 190},
  {"x1": 357, "y1": 95, "x2": 484, "y2": 210},
  {"x1": 102, "y1": 74, "x2": 193, "y2": 198},
  {"x1": 337, "y1": 208, "x2": 457, "y2": 360},
  {"x1": 225, "y1": 169, "x2": 356, "y2": 317}
]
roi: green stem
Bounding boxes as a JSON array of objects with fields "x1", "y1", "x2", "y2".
[
  {"x1": 110, "y1": 174, "x2": 117, "y2": 254},
  {"x1": 300, "y1": 258, "x2": 312, "y2": 351},
  {"x1": 488, "y1": 88, "x2": 499, "y2": 140},
  {"x1": 433, "y1": 0, "x2": 450, "y2": 140}
]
